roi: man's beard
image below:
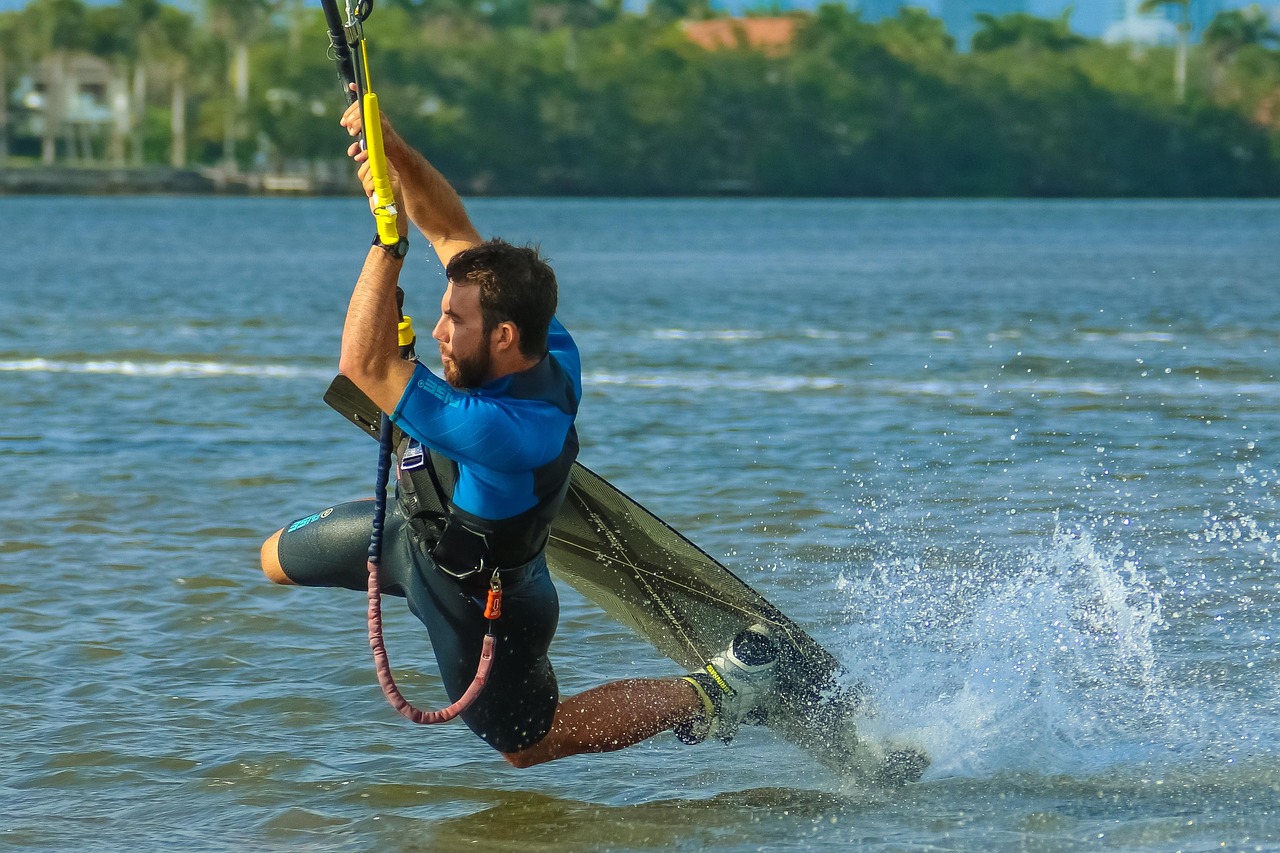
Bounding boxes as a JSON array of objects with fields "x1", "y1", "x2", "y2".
[{"x1": 443, "y1": 344, "x2": 492, "y2": 389}]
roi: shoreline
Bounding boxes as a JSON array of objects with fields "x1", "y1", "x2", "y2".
[
  {"x1": 4, "y1": 166, "x2": 1279, "y2": 199},
  {"x1": 0, "y1": 165, "x2": 357, "y2": 196}
]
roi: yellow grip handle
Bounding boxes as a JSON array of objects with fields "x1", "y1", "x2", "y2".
[
  {"x1": 398, "y1": 315, "x2": 415, "y2": 348},
  {"x1": 362, "y1": 91, "x2": 400, "y2": 246}
]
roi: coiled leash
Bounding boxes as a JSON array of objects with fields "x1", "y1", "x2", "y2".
[{"x1": 322, "y1": 0, "x2": 498, "y2": 723}]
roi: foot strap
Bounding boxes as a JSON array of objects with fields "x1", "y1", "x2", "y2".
[{"x1": 674, "y1": 672, "x2": 723, "y2": 745}]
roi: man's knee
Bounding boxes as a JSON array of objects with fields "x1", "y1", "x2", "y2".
[
  {"x1": 498, "y1": 710, "x2": 564, "y2": 768},
  {"x1": 260, "y1": 529, "x2": 294, "y2": 585},
  {"x1": 502, "y1": 739, "x2": 552, "y2": 769},
  {"x1": 502, "y1": 749, "x2": 540, "y2": 769}
]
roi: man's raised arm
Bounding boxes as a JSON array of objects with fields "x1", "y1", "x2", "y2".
[{"x1": 341, "y1": 97, "x2": 481, "y2": 269}]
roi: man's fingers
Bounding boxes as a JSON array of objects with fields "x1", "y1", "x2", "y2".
[
  {"x1": 340, "y1": 101, "x2": 362, "y2": 135},
  {"x1": 338, "y1": 86, "x2": 387, "y2": 196},
  {"x1": 356, "y1": 162, "x2": 375, "y2": 197}
]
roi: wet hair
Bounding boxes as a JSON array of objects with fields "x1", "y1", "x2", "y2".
[{"x1": 445, "y1": 239, "x2": 558, "y2": 358}]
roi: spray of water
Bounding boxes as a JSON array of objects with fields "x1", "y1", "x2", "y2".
[{"x1": 826, "y1": 456, "x2": 1280, "y2": 782}]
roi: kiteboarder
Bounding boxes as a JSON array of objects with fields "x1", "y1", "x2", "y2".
[{"x1": 259, "y1": 102, "x2": 778, "y2": 767}]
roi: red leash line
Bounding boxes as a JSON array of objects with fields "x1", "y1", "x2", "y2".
[
  {"x1": 367, "y1": 557, "x2": 497, "y2": 724},
  {"x1": 364, "y1": 411, "x2": 498, "y2": 725}
]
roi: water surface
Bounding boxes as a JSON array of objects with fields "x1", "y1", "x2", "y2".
[{"x1": 2, "y1": 197, "x2": 1278, "y2": 851}]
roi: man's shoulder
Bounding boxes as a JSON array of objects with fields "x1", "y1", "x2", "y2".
[
  {"x1": 500, "y1": 353, "x2": 579, "y2": 417},
  {"x1": 546, "y1": 317, "x2": 581, "y2": 382},
  {"x1": 548, "y1": 316, "x2": 576, "y2": 351}
]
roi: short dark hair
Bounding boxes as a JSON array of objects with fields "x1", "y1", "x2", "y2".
[{"x1": 445, "y1": 239, "x2": 558, "y2": 358}]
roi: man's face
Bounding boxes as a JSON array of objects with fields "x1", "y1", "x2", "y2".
[{"x1": 432, "y1": 282, "x2": 492, "y2": 389}]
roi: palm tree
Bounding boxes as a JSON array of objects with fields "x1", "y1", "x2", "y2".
[
  {"x1": 81, "y1": 0, "x2": 168, "y2": 167},
  {"x1": 1202, "y1": 4, "x2": 1280, "y2": 100},
  {"x1": 1139, "y1": 0, "x2": 1191, "y2": 104},
  {"x1": 1204, "y1": 4, "x2": 1280, "y2": 62},
  {"x1": 154, "y1": 6, "x2": 196, "y2": 168},
  {"x1": 86, "y1": 4, "x2": 132, "y2": 165},
  {"x1": 0, "y1": 12, "x2": 20, "y2": 163},
  {"x1": 122, "y1": 0, "x2": 164, "y2": 165},
  {"x1": 970, "y1": 10, "x2": 1085, "y2": 52},
  {"x1": 204, "y1": 0, "x2": 272, "y2": 171}
]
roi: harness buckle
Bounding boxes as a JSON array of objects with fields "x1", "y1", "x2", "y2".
[{"x1": 483, "y1": 565, "x2": 503, "y2": 621}]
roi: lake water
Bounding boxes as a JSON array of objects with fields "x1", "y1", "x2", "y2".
[{"x1": 2, "y1": 196, "x2": 1278, "y2": 851}]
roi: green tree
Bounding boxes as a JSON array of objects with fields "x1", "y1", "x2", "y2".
[
  {"x1": 0, "y1": 11, "x2": 21, "y2": 162},
  {"x1": 646, "y1": 0, "x2": 711, "y2": 25},
  {"x1": 2, "y1": 0, "x2": 1279, "y2": 194},
  {"x1": 249, "y1": 6, "x2": 356, "y2": 165},
  {"x1": 1204, "y1": 4, "x2": 1279, "y2": 61},
  {"x1": 970, "y1": 10, "x2": 1086, "y2": 52},
  {"x1": 1139, "y1": 0, "x2": 1191, "y2": 103},
  {"x1": 123, "y1": 0, "x2": 165, "y2": 164},
  {"x1": 86, "y1": 0, "x2": 171, "y2": 165},
  {"x1": 205, "y1": 0, "x2": 273, "y2": 170},
  {"x1": 86, "y1": 4, "x2": 131, "y2": 165},
  {"x1": 1201, "y1": 4, "x2": 1279, "y2": 103},
  {"x1": 875, "y1": 7, "x2": 955, "y2": 59},
  {"x1": 155, "y1": 5, "x2": 196, "y2": 167}
]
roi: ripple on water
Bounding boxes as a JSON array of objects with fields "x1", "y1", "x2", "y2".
[{"x1": 5, "y1": 197, "x2": 1280, "y2": 851}]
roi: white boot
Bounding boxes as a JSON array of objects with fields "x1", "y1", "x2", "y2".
[{"x1": 675, "y1": 625, "x2": 778, "y2": 744}]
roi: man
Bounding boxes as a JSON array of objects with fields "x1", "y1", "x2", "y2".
[{"x1": 259, "y1": 102, "x2": 777, "y2": 766}]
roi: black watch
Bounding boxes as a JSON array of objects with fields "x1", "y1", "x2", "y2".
[{"x1": 373, "y1": 233, "x2": 409, "y2": 259}]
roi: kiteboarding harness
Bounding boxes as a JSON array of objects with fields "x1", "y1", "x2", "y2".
[{"x1": 321, "y1": 0, "x2": 498, "y2": 724}]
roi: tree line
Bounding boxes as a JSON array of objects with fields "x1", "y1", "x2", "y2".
[{"x1": 2, "y1": 0, "x2": 1279, "y2": 195}]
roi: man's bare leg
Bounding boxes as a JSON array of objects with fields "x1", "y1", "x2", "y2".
[
  {"x1": 262, "y1": 527, "x2": 707, "y2": 767},
  {"x1": 504, "y1": 678, "x2": 703, "y2": 768}
]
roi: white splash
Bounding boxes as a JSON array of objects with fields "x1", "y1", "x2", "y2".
[{"x1": 834, "y1": 522, "x2": 1176, "y2": 779}]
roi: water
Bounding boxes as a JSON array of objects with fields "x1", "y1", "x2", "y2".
[{"x1": 2, "y1": 196, "x2": 1278, "y2": 851}]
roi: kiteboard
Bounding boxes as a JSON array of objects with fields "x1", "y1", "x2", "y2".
[{"x1": 325, "y1": 374, "x2": 927, "y2": 784}]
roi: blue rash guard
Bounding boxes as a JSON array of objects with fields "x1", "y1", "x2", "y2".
[{"x1": 391, "y1": 317, "x2": 581, "y2": 575}]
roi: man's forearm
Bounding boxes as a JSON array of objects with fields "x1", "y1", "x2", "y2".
[
  {"x1": 340, "y1": 247, "x2": 414, "y2": 415},
  {"x1": 384, "y1": 131, "x2": 482, "y2": 266}
]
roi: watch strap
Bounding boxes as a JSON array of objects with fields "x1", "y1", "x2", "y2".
[{"x1": 373, "y1": 233, "x2": 409, "y2": 259}]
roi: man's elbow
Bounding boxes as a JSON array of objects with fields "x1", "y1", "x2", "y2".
[
  {"x1": 339, "y1": 353, "x2": 386, "y2": 400},
  {"x1": 338, "y1": 352, "x2": 411, "y2": 416},
  {"x1": 337, "y1": 352, "x2": 368, "y2": 386}
]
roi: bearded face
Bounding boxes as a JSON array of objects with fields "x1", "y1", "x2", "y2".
[
  {"x1": 442, "y1": 338, "x2": 493, "y2": 389},
  {"x1": 433, "y1": 282, "x2": 497, "y2": 390}
]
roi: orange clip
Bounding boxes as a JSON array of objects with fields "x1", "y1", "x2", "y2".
[{"x1": 483, "y1": 573, "x2": 503, "y2": 620}]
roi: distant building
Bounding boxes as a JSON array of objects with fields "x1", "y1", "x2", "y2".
[
  {"x1": 1102, "y1": 0, "x2": 1178, "y2": 46},
  {"x1": 682, "y1": 17, "x2": 799, "y2": 53},
  {"x1": 15, "y1": 54, "x2": 116, "y2": 137}
]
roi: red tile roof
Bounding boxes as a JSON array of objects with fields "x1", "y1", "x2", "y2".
[{"x1": 682, "y1": 17, "x2": 798, "y2": 56}]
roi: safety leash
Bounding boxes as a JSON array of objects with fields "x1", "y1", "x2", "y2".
[
  {"x1": 321, "y1": 0, "x2": 498, "y2": 724},
  {"x1": 366, "y1": 411, "x2": 500, "y2": 724}
]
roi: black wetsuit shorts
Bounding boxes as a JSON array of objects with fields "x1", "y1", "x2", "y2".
[{"x1": 275, "y1": 500, "x2": 560, "y2": 753}]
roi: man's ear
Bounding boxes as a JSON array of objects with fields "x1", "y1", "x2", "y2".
[{"x1": 493, "y1": 321, "x2": 520, "y2": 353}]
